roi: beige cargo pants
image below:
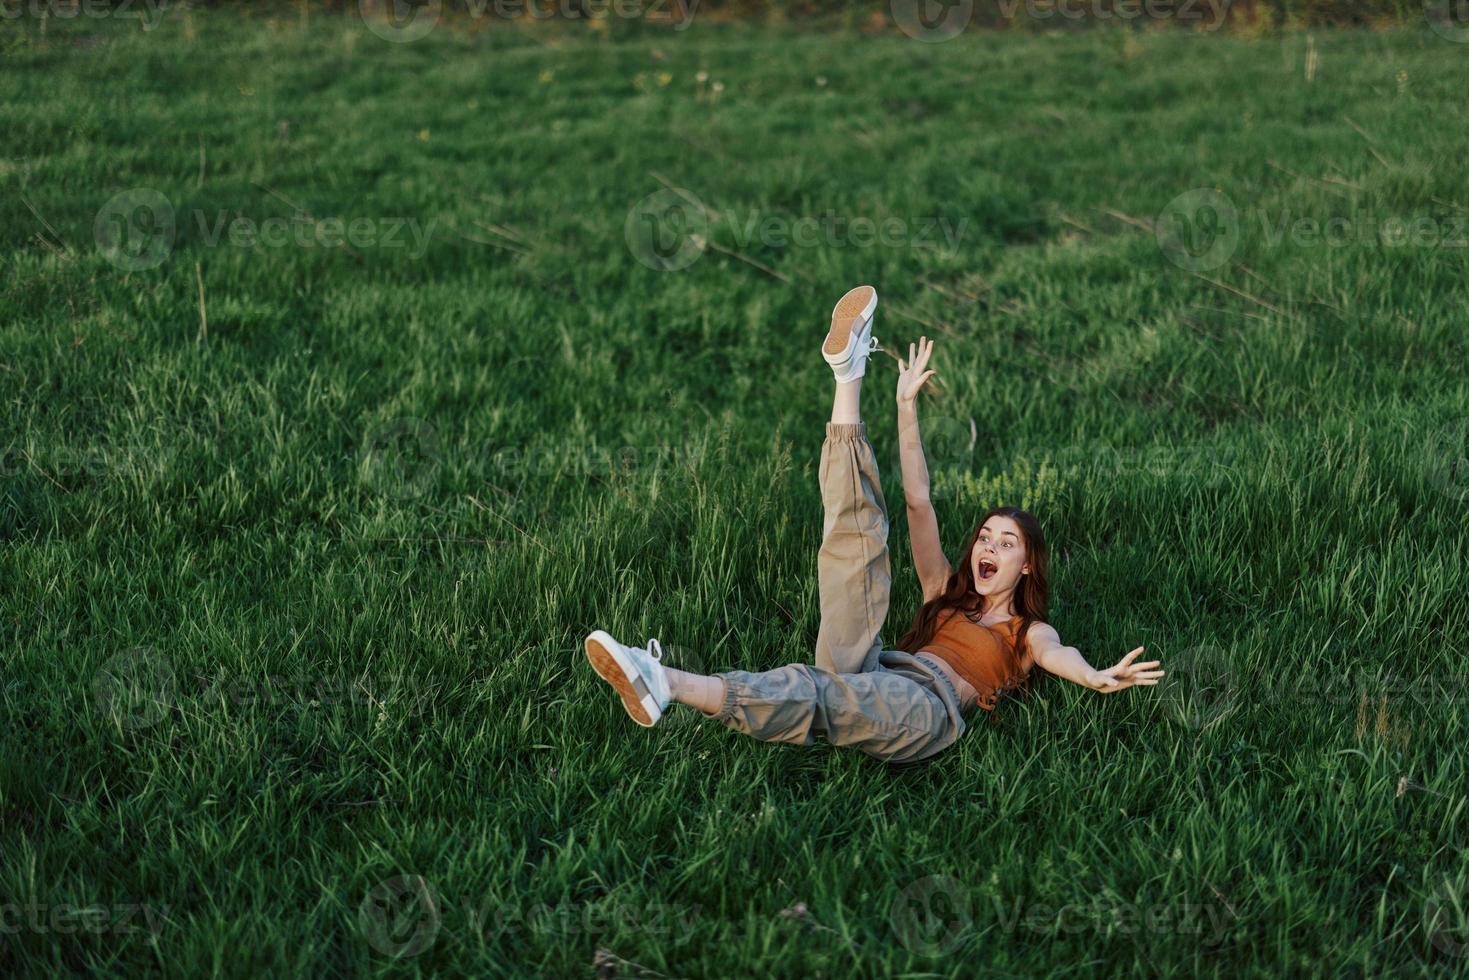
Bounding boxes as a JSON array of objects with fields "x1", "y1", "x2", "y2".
[{"x1": 703, "y1": 422, "x2": 967, "y2": 765}]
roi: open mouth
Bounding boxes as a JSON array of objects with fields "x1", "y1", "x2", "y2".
[{"x1": 977, "y1": 559, "x2": 998, "y2": 581}]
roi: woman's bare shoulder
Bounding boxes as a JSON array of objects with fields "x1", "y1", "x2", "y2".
[
  {"x1": 1025, "y1": 620, "x2": 1058, "y2": 638},
  {"x1": 1017, "y1": 620, "x2": 1059, "y2": 670}
]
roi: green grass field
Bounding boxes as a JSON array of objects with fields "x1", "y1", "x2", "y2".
[{"x1": 3, "y1": 8, "x2": 1469, "y2": 977}]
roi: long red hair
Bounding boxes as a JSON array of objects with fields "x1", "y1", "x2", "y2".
[{"x1": 897, "y1": 506, "x2": 1051, "y2": 710}]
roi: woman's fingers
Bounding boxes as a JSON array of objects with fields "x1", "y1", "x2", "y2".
[
  {"x1": 915, "y1": 336, "x2": 932, "y2": 371},
  {"x1": 894, "y1": 338, "x2": 937, "y2": 388}
]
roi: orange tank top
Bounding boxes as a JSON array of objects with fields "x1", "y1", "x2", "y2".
[{"x1": 919, "y1": 610, "x2": 1032, "y2": 712}]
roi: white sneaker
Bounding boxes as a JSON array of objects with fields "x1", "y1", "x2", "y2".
[
  {"x1": 823, "y1": 285, "x2": 881, "y2": 383},
  {"x1": 584, "y1": 630, "x2": 672, "y2": 727}
]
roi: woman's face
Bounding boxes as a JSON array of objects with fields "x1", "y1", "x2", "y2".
[{"x1": 969, "y1": 516, "x2": 1028, "y2": 599}]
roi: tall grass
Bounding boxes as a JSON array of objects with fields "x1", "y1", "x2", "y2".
[{"x1": 2, "y1": 10, "x2": 1467, "y2": 977}]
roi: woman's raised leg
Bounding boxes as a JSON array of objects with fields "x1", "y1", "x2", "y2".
[{"x1": 815, "y1": 285, "x2": 890, "y2": 676}]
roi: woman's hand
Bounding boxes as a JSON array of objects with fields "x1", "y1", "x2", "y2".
[
  {"x1": 1084, "y1": 647, "x2": 1165, "y2": 694},
  {"x1": 896, "y1": 336, "x2": 937, "y2": 406}
]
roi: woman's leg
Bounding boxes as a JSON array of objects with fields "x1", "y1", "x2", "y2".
[
  {"x1": 653, "y1": 317, "x2": 885, "y2": 715},
  {"x1": 667, "y1": 668, "x2": 724, "y2": 714},
  {"x1": 697, "y1": 659, "x2": 954, "y2": 764},
  {"x1": 586, "y1": 633, "x2": 958, "y2": 763},
  {"x1": 815, "y1": 398, "x2": 892, "y2": 676},
  {"x1": 815, "y1": 286, "x2": 890, "y2": 676},
  {"x1": 831, "y1": 376, "x2": 862, "y2": 425}
]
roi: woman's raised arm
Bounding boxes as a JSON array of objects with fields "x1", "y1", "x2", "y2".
[
  {"x1": 897, "y1": 337, "x2": 951, "y2": 603},
  {"x1": 1028, "y1": 623, "x2": 1165, "y2": 693}
]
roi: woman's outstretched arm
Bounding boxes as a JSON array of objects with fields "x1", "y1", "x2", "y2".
[
  {"x1": 897, "y1": 337, "x2": 951, "y2": 603},
  {"x1": 1028, "y1": 623, "x2": 1165, "y2": 693}
]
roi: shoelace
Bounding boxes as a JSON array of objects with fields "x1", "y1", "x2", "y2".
[
  {"x1": 645, "y1": 638, "x2": 664, "y2": 661},
  {"x1": 865, "y1": 335, "x2": 883, "y2": 355}
]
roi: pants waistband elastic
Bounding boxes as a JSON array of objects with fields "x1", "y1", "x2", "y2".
[{"x1": 911, "y1": 653, "x2": 962, "y2": 708}]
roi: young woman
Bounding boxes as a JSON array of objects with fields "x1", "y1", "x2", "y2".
[{"x1": 584, "y1": 285, "x2": 1164, "y2": 765}]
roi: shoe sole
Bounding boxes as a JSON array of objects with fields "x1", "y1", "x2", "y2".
[
  {"x1": 585, "y1": 631, "x2": 657, "y2": 727},
  {"x1": 824, "y1": 285, "x2": 878, "y2": 357}
]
